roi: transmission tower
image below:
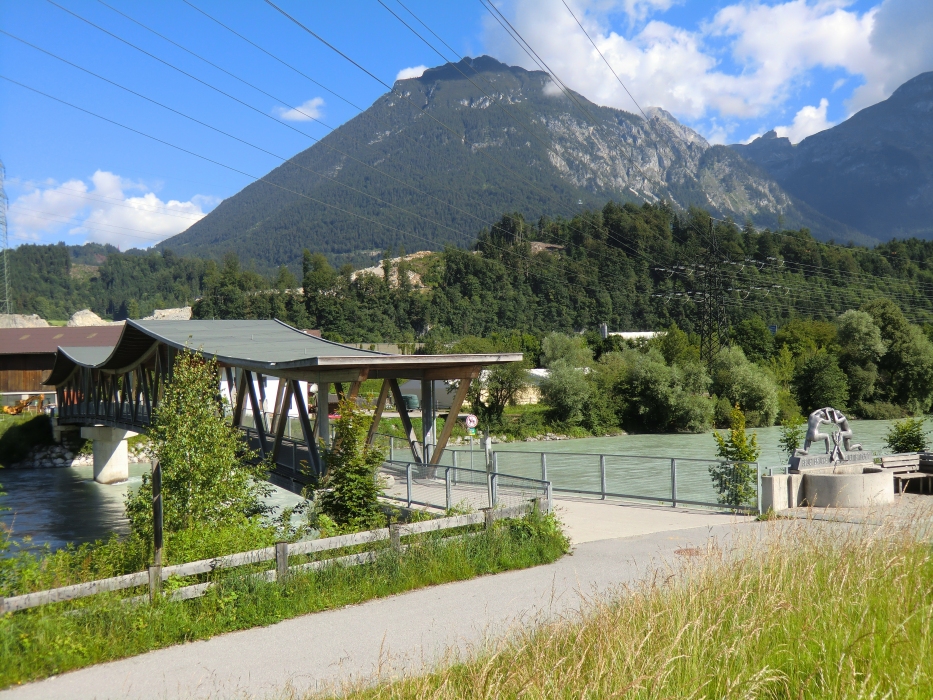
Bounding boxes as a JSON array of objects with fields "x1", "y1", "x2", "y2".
[
  {"x1": 0, "y1": 158, "x2": 10, "y2": 315},
  {"x1": 698, "y1": 220, "x2": 729, "y2": 366}
]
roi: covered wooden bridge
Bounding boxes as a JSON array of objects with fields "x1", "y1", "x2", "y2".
[{"x1": 45, "y1": 319, "x2": 522, "y2": 492}]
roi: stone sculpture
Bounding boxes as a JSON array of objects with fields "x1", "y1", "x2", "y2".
[{"x1": 791, "y1": 406, "x2": 870, "y2": 472}]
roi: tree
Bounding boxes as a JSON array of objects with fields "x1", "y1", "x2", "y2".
[
  {"x1": 619, "y1": 349, "x2": 713, "y2": 433},
  {"x1": 468, "y1": 361, "x2": 530, "y2": 428},
  {"x1": 731, "y1": 316, "x2": 774, "y2": 363},
  {"x1": 884, "y1": 417, "x2": 929, "y2": 453},
  {"x1": 125, "y1": 352, "x2": 269, "y2": 540},
  {"x1": 316, "y1": 399, "x2": 385, "y2": 529},
  {"x1": 541, "y1": 332, "x2": 592, "y2": 369},
  {"x1": 710, "y1": 346, "x2": 780, "y2": 426},
  {"x1": 710, "y1": 405, "x2": 760, "y2": 508},
  {"x1": 540, "y1": 360, "x2": 591, "y2": 425},
  {"x1": 657, "y1": 323, "x2": 699, "y2": 366},
  {"x1": 792, "y1": 352, "x2": 849, "y2": 414}
]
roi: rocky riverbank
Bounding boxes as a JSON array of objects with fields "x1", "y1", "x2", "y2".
[{"x1": 8, "y1": 443, "x2": 153, "y2": 469}]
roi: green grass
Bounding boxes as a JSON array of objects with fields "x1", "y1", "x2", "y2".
[
  {"x1": 336, "y1": 519, "x2": 933, "y2": 699},
  {"x1": 0, "y1": 414, "x2": 55, "y2": 467},
  {"x1": 0, "y1": 512, "x2": 568, "y2": 688}
]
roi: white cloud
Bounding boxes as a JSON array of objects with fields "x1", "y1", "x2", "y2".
[
  {"x1": 479, "y1": 0, "x2": 931, "y2": 140},
  {"x1": 274, "y1": 97, "x2": 325, "y2": 122},
  {"x1": 8, "y1": 170, "x2": 211, "y2": 248},
  {"x1": 775, "y1": 98, "x2": 835, "y2": 143},
  {"x1": 395, "y1": 65, "x2": 428, "y2": 81},
  {"x1": 849, "y1": 0, "x2": 933, "y2": 111}
]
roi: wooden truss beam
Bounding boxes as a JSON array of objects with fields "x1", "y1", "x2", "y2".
[
  {"x1": 430, "y1": 370, "x2": 478, "y2": 465},
  {"x1": 387, "y1": 378, "x2": 422, "y2": 464}
]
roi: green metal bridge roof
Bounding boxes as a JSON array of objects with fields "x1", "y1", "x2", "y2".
[{"x1": 44, "y1": 319, "x2": 521, "y2": 385}]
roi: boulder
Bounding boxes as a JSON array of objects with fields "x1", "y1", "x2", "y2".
[{"x1": 0, "y1": 313, "x2": 50, "y2": 328}]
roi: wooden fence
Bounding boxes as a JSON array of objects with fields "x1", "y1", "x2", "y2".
[{"x1": 0, "y1": 502, "x2": 538, "y2": 614}]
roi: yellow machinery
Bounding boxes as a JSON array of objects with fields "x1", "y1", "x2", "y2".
[{"x1": 1, "y1": 394, "x2": 45, "y2": 415}]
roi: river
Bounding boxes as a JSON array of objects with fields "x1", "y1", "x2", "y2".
[{"x1": 0, "y1": 418, "x2": 903, "y2": 553}]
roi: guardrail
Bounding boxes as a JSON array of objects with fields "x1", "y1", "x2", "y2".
[
  {"x1": 478, "y1": 450, "x2": 761, "y2": 513},
  {"x1": 0, "y1": 502, "x2": 538, "y2": 615},
  {"x1": 379, "y1": 460, "x2": 551, "y2": 513}
]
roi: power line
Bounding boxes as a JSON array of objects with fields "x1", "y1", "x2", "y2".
[{"x1": 0, "y1": 74, "x2": 620, "y2": 299}]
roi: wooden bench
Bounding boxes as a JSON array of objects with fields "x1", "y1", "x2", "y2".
[
  {"x1": 880, "y1": 453, "x2": 921, "y2": 474},
  {"x1": 880, "y1": 454, "x2": 925, "y2": 495},
  {"x1": 892, "y1": 472, "x2": 933, "y2": 495}
]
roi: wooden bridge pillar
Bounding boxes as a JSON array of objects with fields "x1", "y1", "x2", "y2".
[{"x1": 80, "y1": 426, "x2": 138, "y2": 484}]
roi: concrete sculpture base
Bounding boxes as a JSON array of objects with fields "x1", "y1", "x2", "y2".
[{"x1": 762, "y1": 466, "x2": 894, "y2": 511}]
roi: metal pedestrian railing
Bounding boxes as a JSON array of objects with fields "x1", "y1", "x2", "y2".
[
  {"x1": 457, "y1": 450, "x2": 760, "y2": 513},
  {"x1": 379, "y1": 460, "x2": 551, "y2": 513}
]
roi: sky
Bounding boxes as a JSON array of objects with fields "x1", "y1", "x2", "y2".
[{"x1": 1, "y1": 0, "x2": 932, "y2": 251}]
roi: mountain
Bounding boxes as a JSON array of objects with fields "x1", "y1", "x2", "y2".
[
  {"x1": 160, "y1": 56, "x2": 859, "y2": 267},
  {"x1": 731, "y1": 72, "x2": 933, "y2": 242}
]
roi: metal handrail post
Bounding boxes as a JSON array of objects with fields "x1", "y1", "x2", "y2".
[
  {"x1": 390, "y1": 436, "x2": 394, "y2": 462},
  {"x1": 491, "y1": 472, "x2": 498, "y2": 507},
  {"x1": 756, "y1": 462, "x2": 762, "y2": 515},
  {"x1": 600, "y1": 455, "x2": 607, "y2": 500},
  {"x1": 452, "y1": 450, "x2": 458, "y2": 485},
  {"x1": 671, "y1": 458, "x2": 678, "y2": 508},
  {"x1": 541, "y1": 452, "x2": 547, "y2": 483},
  {"x1": 546, "y1": 480, "x2": 553, "y2": 512},
  {"x1": 406, "y1": 462, "x2": 412, "y2": 508},
  {"x1": 445, "y1": 467, "x2": 452, "y2": 511}
]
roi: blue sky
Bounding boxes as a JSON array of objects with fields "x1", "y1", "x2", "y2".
[{"x1": 2, "y1": 0, "x2": 931, "y2": 250}]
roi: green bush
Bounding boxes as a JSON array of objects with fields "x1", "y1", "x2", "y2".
[
  {"x1": 125, "y1": 351, "x2": 269, "y2": 542},
  {"x1": 710, "y1": 346, "x2": 779, "y2": 427},
  {"x1": 884, "y1": 417, "x2": 929, "y2": 453},
  {"x1": 792, "y1": 352, "x2": 849, "y2": 414},
  {"x1": 540, "y1": 360, "x2": 591, "y2": 425},
  {"x1": 316, "y1": 399, "x2": 386, "y2": 530},
  {"x1": 778, "y1": 415, "x2": 806, "y2": 460},
  {"x1": 0, "y1": 415, "x2": 54, "y2": 467},
  {"x1": 710, "y1": 405, "x2": 760, "y2": 508}
]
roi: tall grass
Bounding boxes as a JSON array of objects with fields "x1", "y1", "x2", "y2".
[
  {"x1": 0, "y1": 513, "x2": 568, "y2": 688},
  {"x1": 338, "y1": 518, "x2": 933, "y2": 699}
]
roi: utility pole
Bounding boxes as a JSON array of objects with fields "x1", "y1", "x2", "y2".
[{"x1": 0, "y1": 159, "x2": 10, "y2": 315}]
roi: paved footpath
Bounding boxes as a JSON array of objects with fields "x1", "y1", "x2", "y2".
[{"x1": 1, "y1": 505, "x2": 756, "y2": 700}]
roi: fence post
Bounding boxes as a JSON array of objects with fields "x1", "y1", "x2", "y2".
[
  {"x1": 491, "y1": 472, "x2": 498, "y2": 507},
  {"x1": 756, "y1": 462, "x2": 762, "y2": 516},
  {"x1": 148, "y1": 564, "x2": 161, "y2": 602},
  {"x1": 406, "y1": 462, "x2": 413, "y2": 508},
  {"x1": 445, "y1": 467, "x2": 452, "y2": 511},
  {"x1": 483, "y1": 507, "x2": 494, "y2": 529},
  {"x1": 275, "y1": 541, "x2": 289, "y2": 581},
  {"x1": 151, "y1": 458, "x2": 163, "y2": 568},
  {"x1": 541, "y1": 452, "x2": 547, "y2": 483},
  {"x1": 671, "y1": 459, "x2": 678, "y2": 508},
  {"x1": 600, "y1": 455, "x2": 607, "y2": 500},
  {"x1": 390, "y1": 522, "x2": 401, "y2": 549},
  {"x1": 546, "y1": 480, "x2": 553, "y2": 513},
  {"x1": 390, "y1": 436, "x2": 394, "y2": 462}
]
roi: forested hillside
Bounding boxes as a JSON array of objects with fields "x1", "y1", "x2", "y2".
[{"x1": 11, "y1": 202, "x2": 933, "y2": 338}]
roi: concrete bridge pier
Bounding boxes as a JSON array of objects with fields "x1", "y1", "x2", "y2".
[{"x1": 80, "y1": 426, "x2": 138, "y2": 484}]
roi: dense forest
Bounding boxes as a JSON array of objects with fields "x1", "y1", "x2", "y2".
[{"x1": 10, "y1": 201, "x2": 933, "y2": 333}]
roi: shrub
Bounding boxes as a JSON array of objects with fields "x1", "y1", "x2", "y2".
[
  {"x1": 710, "y1": 347, "x2": 780, "y2": 426},
  {"x1": 125, "y1": 351, "x2": 269, "y2": 541},
  {"x1": 539, "y1": 360, "x2": 591, "y2": 425},
  {"x1": 316, "y1": 399, "x2": 386, "y2": 530},
  {"x1": 619, "y1": 350, "x2": 712, "y2": 433},
  {"x1": 0, "y1": 415, "x2": 54, "y2": 467},
  {"x1": 884, "y1": 417, "x2": 929, "y2": 453},
  {"x1": 778, "y1": 414, "x2": 806, "y2": 460},
  {"x1": 710, "y1": 405, "x2": 760, "y2": 508}
]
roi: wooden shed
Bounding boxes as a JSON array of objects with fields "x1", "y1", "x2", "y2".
[{"x1": 0, "y1": 326, "x2": 123, "y2": 402}]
